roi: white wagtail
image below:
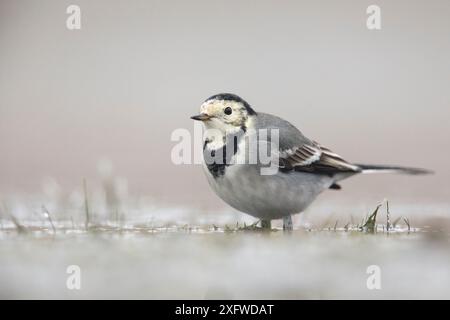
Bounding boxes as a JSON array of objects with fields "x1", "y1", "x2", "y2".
[{"x1": 191, "y1": 93, "x2": 432, "y2": 230}]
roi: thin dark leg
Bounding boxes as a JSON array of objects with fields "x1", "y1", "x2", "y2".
[
  {"x1": 261, "y1": 219, "x2": 271, "y2": 230},
  {"x1": 283, "y1": 215, "x2": 293, "y2": 231}
]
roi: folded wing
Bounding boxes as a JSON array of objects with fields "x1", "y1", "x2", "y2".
[{"x1": 278, "y1": 141, "x2": 361, "y2": 175}]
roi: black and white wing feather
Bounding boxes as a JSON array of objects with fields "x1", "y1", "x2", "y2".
[
  {"x1": 253, "y1": 112, "x2": 431, "y2": 177},
  {"x1": 278, "y1": 141, "x2": 361, "y2": 174},
  {"x1": 253, "y1": 112, "x2": 360, "y2": 175}
]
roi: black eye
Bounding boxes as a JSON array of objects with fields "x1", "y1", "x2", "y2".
[{"x1": 224, "y1": 107, "x2": 232, "y2": 115}]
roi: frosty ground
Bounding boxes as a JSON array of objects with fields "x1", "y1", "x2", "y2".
[{"x1": 1, "y1": 201, "x2": 449, "y2": 299}]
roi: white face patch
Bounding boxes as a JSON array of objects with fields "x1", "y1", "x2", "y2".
[
  {"x1": 200, "y1": 100, "x2": 248, "y2": 127},
  {"x1": 199, "y1": 99, "x2": 250, "y2": 150}
]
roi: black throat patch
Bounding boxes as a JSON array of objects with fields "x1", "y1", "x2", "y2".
[{"x1": 203, "y1": 128, "x2": 245, "y2": 178}]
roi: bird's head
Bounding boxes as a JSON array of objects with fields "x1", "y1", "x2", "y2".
[{"x1": 191, "y1": 93, "x2": 256, "y2": 134}]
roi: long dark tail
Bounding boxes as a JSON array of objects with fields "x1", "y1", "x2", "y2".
[{"x1": 355, "y1": 164, "x2": 434, "y2": 175}]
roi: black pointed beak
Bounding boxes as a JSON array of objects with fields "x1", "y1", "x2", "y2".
[{"x1": 190, "y1": 113, "x2": 212, "y2": 121}]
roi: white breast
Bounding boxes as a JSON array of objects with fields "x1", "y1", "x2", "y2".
[{"x1": 202, "y1": 160, "x2": 333, "y2": 220}]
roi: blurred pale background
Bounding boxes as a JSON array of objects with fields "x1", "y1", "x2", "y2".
[{"x1": 1, "y1": 0, "x2": 449, "y2": 216}]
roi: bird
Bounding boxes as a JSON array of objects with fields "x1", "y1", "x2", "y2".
[{"x1": 191, "y1": 93, "x2": 432, "y2": 230}]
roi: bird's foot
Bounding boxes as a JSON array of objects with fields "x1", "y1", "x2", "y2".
[
  {"x1": 283, "y1": 215, "x2": 293, "y2": 231},
  {"x1": 260, "y1": 219, "x2": 272, "y2": 230}
]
